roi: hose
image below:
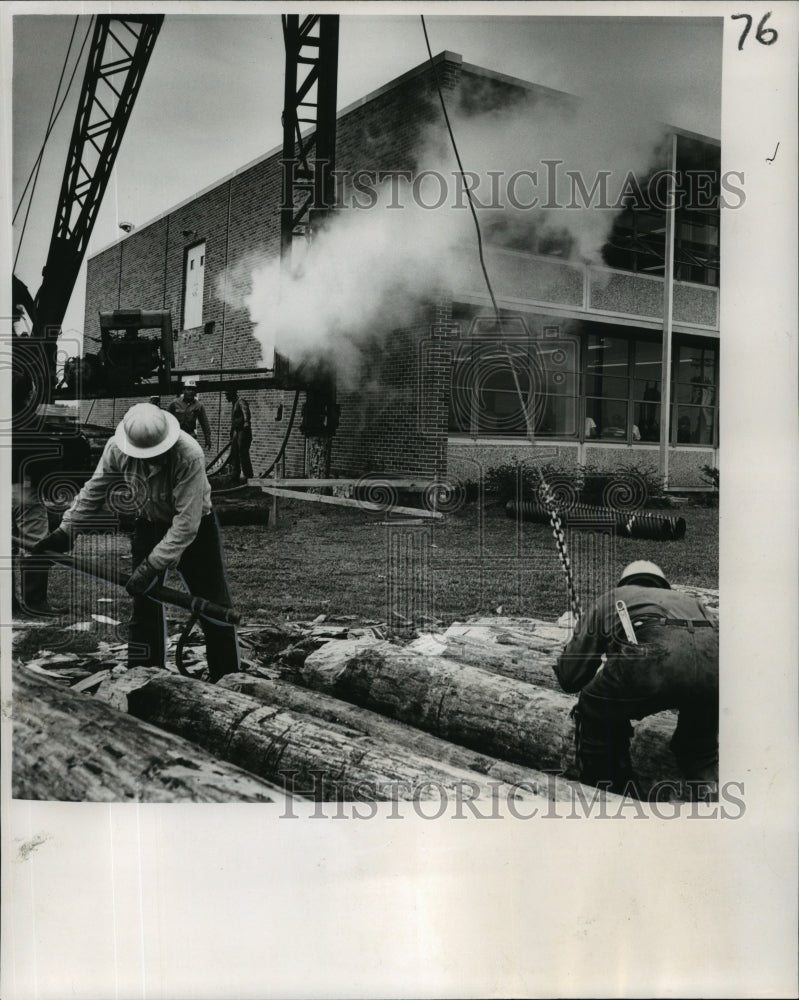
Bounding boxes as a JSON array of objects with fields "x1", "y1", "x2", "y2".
[
  {"x1": 505, "y1": 500, "x2": 687, "y2": 541},
  {"x1": 14, "y1": 538, "x2": 241, "y2": 624}
]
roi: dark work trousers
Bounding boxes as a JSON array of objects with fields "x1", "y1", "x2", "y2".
[
  {"x1": 574, "y1": 621, "x2": 719, "y2": 798},
  {"x1": 229, "y1": 428, "x2": 254, "y2": 479},
  {"x1": 128, "y1": 512, "x2": 240, "y2": 682}
]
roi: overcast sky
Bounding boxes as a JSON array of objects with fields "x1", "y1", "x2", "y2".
[{"x1": 8, "y1": 5, "x2": 722, "y2": 339}]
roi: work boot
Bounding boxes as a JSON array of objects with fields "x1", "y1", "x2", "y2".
[{"x1": 21, "y1": 566, "x2": 62, "y2": 618}]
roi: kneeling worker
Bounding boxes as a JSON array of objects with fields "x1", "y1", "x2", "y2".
[
  {"x1": 554, "y1": 560, "x2": 718, "y2": 799},
  {"x1": 34, "y1": 403, "x2": 240, "y2": 682}
]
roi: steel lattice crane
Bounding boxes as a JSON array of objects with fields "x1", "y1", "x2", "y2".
[{"x1": 14, "y1": 14, "x2": 164, "y2": 407}]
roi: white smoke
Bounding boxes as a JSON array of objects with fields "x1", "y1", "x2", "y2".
[{"x1": 242, "y1": 85, "x2": 668, "y2": 384}]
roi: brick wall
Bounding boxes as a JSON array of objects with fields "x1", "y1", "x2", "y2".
[
  {"x1": 83, "y1": 56, "x2": 469, "y2": 478},
  {"x1": 83, "y1": 55, "x2": 719, "y2": 482}
]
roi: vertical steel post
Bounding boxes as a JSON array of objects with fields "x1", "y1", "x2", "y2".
[{"x1": 658, "y1": 132, "x2": 678, "y2": 485}]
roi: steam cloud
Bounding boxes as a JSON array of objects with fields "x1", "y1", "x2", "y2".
[{"x1": 241, "y1": 87, "x2": 668, "y2": 386}]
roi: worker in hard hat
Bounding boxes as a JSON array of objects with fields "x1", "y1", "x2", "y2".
[
  {"x1": 554, "y1": 560, "x2": 719, "y2": 800},
  {"x1": 167, "y1": 377, "x2": 212, "y2": 449},
  {"x1": 32, "y1": 404, "x2": 240, "y2": 682}
]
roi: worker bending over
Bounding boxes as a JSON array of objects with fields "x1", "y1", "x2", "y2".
[
  {"x1": 34, "y1": 404, "x2": 240, "y2": 683},
  {"x1": 555, "y1": 560, "x2": 719, "y2": 800}
]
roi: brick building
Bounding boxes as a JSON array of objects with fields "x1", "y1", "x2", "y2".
[{"x1": 81, "y1": 52, "x2": 720, "y2": 489}]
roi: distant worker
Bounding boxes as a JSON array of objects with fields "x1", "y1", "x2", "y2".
[
  {"x1": 11, "y1": 363, "x2": 59, "y2": 617},
  {"x1": 168, "y1": 377, "x2": 212, "y2": 449},
  {"x1": 225, "y1": 387, "x2": 253, "y2": 483},
  {"x1": 149, "y1": 395, "x2": 161, "y2": 407},
  {"x1": 554, "y1": 560, "x2": 719, "y2": 800},
  {"x1": 33, "y1": 403, "x2": 240, "y2": 683}
]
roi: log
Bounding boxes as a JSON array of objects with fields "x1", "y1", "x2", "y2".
[
  {"x1": 407, "y1": 629, "x2": 563, "y2": 691},
  {"x1": 219, "y1": 672, "x2": 616, "y2": 803},
  {"x1": 12, "y1": 666, "x2": 282, "y2": 803},
  {"x1": 297, "y1": 639, "x2": 684, "y2": 797},
  {"x1": 94, "y1": 668, "x2": 548, "y2": 803}
]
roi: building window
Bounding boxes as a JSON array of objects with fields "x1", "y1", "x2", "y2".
[
  {"x1": 584, "y1": 335, "x2": 633, "y2": 440},
  {"x1": 673, "y1": 343, "x2": 717, "y2": 444},
  {"x1": 448, "y1": 317, "x2": 580, "y2": 438},
  {"x1": 182, "y1": 241, "x2": 206, "y2": 329},
  {"x1": 584, "y1": 336, "x2": 717, "y2": 446},
  {"x1": 602, "y1": 136, "x2": 720, "y2": 287}
]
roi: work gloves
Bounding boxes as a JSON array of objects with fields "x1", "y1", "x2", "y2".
[
  {"x1": 125, "y1": 556, "x2": 161, "y2": 596},
  {"x1": 30, "y1": 528, "x2": 72, "y2": 554}
]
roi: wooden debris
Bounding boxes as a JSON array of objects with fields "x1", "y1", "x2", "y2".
[
  {"x1": 12, "y1": 666, "x2": 283, "y2": 803},
  {"x1": 94, "y1": 668, "x2": 549, "y2": 803}
]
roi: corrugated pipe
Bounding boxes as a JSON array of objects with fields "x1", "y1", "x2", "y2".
[{"x1": 505, "y1": 499, "x2": 687, "y2": 541}]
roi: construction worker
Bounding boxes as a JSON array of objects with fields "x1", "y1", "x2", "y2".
[
  {"x1": 32, "y1": 403, "x2": 240, "y2": 682},
  {"x1": 225, "y1": 387, "x2": 253, "y2": 482},
  {"x1": 554, "y1": 560, "x2": 719, "y2": 800},
  {"x1": 168, "y1": 377, "x2": 212, "y2": 449},
  {"x1": 11, "y1": 364, "x2": 60, "y2": 617}
]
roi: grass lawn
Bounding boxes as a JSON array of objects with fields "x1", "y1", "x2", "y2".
[{"x1": 17, "y1": 498, "x2": 718, "y2": 661}]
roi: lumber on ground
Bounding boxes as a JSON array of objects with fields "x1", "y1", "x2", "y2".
[
  {"x1": 94, "y1": 668, "x2": 548, "y2": 802},
  {"x1": 253, "y1": 484, "x2": 443, "y2": 519},
  {"x1": 12, "y1": 666, "x2": 281, "y2": 803},
  {"x1": 220, "y1": 672, "x2": 617, "y2": 802},
  {"x1": 296, "y1": 639, "x2": 683, "y2": 797}
]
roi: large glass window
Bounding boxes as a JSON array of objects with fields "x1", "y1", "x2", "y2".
[
  {"x1": 602, "y1": 136, "x2": 720, "y2": 287},
  {"x1": 673, "y1": 343, "x2": 717, "y2": 444},
  {"x1": 448, "y1": 319, "x2": 580, "y2": 438},
  {"x1": 448, "y1": 311, "x2": 717, "y2": 447},
  {"x1": 584, "y1": 335, "x2": 632, "y2": 440},
  {"x1": 582, "y1": 335, "x2": 717, "y2": 445}
]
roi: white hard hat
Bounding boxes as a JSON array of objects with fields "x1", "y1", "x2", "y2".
[
  {"x1": 618, "y1": 560, "x2": 670, "y2": 589},
  {"x1": 115, "y1": 403, "x2": 180, "y2": 458},
  {"x1": 183, "y1": 377, "x2": 198, "y2": 388}
]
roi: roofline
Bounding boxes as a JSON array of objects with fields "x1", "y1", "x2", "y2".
[{"x1": 89, "y1": 49, "x2": 718, "y2": 259}]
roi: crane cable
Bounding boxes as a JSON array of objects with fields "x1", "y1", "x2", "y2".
[
  {"x1": 13, "y1": 17, "x2": 95, "y2": 270},
  {"x1": 420, "y1": 15, "x2": 581, "y2": 619}
]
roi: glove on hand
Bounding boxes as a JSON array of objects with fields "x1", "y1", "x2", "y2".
[
  {"x1": 30, "y1": 528, "x2": 72, "y2": 554},
  {"x1": 126, "y1": 556, "x2": 160, "y2": 596}
]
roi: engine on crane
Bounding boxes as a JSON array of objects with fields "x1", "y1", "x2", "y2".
[{"x1": 63, "y1": 309, "x2": 175, "y2": 397}]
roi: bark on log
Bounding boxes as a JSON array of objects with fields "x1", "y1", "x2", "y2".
[
  {"x1": 297, "y1": 639, "x2": 683, "y2": 797},
  {"x1": 94, "y1": 668, "x2": 548, "y2": 803},
  {"x1": 219, "y1": 672, "x2": 616, "y2": 802},
  {"x1": 407, "y1": 630, "x2": 563, "y2": 691},
  {"x1": 12, "y1": 666, "x2": 282, "y2": 803}
]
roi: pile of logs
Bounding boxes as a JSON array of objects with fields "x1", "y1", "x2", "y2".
[{"x1": 12, "y1": 586, "x2": 719, "y2": 804}]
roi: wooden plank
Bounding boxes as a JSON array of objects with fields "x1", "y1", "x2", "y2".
[
  {"x1": 256, "y1": 478, "x2": 436, "y2": 490},
  {"x1": 251, "y1": 484, "x2": 443, "y2": 519}
]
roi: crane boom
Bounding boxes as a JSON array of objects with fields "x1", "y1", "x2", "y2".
[{"x1": 32, "y1": 14, "x2": 163, "y2": 352}]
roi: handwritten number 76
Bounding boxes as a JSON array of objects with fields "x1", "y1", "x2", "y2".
[{"x1": 732, "y1": 12, "x2": 778, "y2": 50}]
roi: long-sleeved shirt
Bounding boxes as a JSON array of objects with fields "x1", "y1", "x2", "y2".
[
  {"x1": 230, "y1": 396, "x2": 251, "y2": 431},
  {"x1": 554, "y1": 584, "x2": 717, "y2": 694},
  {"x1": 167, "y1": 396, "x2": 212, "y2": 443},
  {"x1": 60, "y1": 432, "x2": 212, "y2": 570}
]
